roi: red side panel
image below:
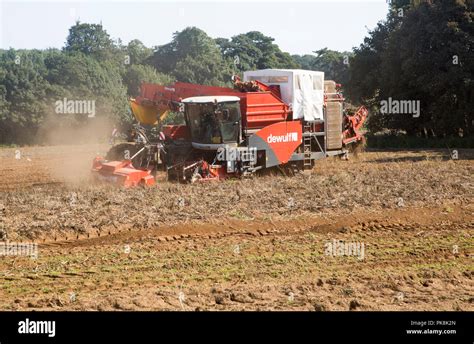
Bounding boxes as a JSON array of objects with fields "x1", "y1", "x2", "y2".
[
  {"x1": 255, "y1": 121, "x2": 302, "y2": 165},
  {"x1": 241, "y1": 92, "x2": 289, "y2": 129},
  {"x1": 92, "y1": 158, "x2": 156, "y2": 187}
]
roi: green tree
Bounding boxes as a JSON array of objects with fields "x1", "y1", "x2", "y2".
[
  {"x1": 65, "y1": 22, "x2": 116, "y2": 60},
  {"x1": 312, "y1": 49, "x2": 352, "y2": 85},
  {"x1": 45, "y1": 50, "x2": 128, "y2": 120},
  {"x1": 292, "y1": 50, "x2": 352, "y2": 86},
  {"x1": 291, "y1": 54, "x2": 314, "y2": 70},
  {"x1": 348, "y1": 0, "x2": 473, "y2": 137},
  {"x1": 149, "y1": 27, "x2": 233, "y2": 85},
  {"x1": 0, "y1": 49, "x2": 51, "y2": 143},
  {"x1": 346, "y1": 17, "x2": 398, "y2": 105},
  {"x1": 216, "y1": 31, "x2": 299, "y2": 74},
  {"x1": 123, "y1": 64, "x2": 173, "y2": 97},
  {"x1": 125, "y1": 39, "x2": 153, "y2": 65}
]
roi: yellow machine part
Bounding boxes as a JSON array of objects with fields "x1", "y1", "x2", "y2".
[{"x1": 129, "y1": 99, "x2": 168, "y2": 126}]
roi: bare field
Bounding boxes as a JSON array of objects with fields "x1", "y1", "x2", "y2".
[{"x1": 0, "y1": 145, "x2": 472, "y2": 310}]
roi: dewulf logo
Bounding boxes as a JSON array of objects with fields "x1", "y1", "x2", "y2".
[{"x1": 267, "y1": 132, "x2": 298, "y2": 144}]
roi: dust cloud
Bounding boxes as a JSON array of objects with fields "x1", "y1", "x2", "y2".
[{"x1": 34, "y1": 114, "x2": 116, "y2": 185}]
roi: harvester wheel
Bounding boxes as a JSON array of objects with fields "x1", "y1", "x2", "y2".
[
  {"x1": 277, "y1": 164, "x2": 298, "y2": 177},
  {"x1": 167, "y1": 166, "x2": 184, "y2": 182}
]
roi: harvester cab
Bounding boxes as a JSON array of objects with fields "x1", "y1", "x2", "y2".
[{"x1": 182, "y1": 96, "x2": 241, "y2": 150}]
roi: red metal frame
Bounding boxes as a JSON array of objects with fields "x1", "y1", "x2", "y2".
[
  {"x1": 342, "y1": 106, "x2": 368, "y2": 145},
  {"x1": 92, "y1": 158, "x2": 155, "y2": 187}
]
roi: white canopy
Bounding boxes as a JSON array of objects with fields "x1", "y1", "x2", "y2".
[{"x1": 243, "y1": 69, "x2": 325, "y2": 121}]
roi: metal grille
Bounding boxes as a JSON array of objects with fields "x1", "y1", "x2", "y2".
[{"x1": 326, "y1": 102, "x2": 343, "y2": 150}]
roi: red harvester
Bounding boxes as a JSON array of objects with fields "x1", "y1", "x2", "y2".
[{"x1": 92, "y1": 69, "x2": 367, "y2": 186}]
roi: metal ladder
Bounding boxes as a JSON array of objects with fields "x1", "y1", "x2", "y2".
[{"x1": 303, "y1": 122, "x2": 313, "y2": 170}]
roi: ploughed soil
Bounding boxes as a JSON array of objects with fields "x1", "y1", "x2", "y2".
[{"x1": 0, "y1": 145, "x2": 472, "y2": 310}]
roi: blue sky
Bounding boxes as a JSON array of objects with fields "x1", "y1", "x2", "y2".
[{"x1": 0, "y1": 0, "x2": 389, "y2": 54}]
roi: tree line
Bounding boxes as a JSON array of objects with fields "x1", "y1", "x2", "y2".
[
  {"x1": 0, "y1": 23, "x2": 349, "y2": 144},
  {"x1": 0, "y1": 0, "x2": 471, "y2": 144},
  {"x1": 347, "y1": 0, "x2": 473, "y2": 138}
]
